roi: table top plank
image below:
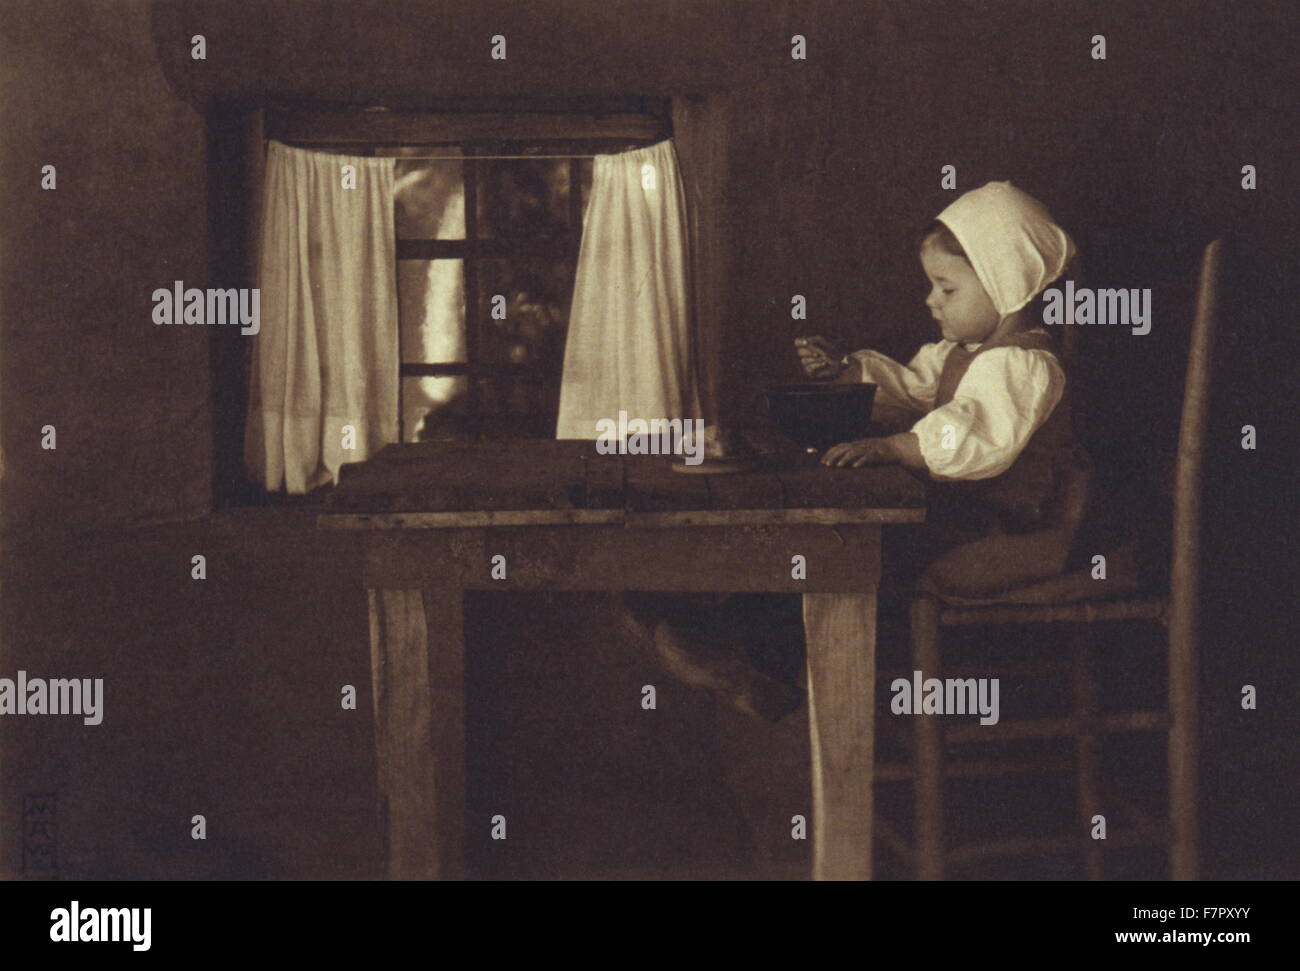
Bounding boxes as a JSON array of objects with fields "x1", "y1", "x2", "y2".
[
  {"x1": 582, "y1": 452, "x2": 626, "y2": 509},
  {"x1": 776, "y1": 462, "x2": 923, "y2": 510},
  {"x1": 321, "y1": 439, "x2": 925, "y2": 525},
  {"x1": 328, "y1": 442, "x2": 591, "y2": 513},
  {"x1": 624, "y1": 508, "x2": 924, "y2": 528},
  {"x1": 353, "y1": 439, "x2": 594, "y2": 467},
  {"x1": 702, "y1": 467, "x2": 787, "y2": 510},
  {"x1": 623, "y1": 456, "x2": 712, "y2": 513}
]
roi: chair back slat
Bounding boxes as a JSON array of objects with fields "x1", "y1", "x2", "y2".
[
  {"x1": 1166, "y1": 237, "x2": 1222, "y2": 882},
  {"x1": 1169, "y1": 239, "x2": 1223, "y2": 633}
]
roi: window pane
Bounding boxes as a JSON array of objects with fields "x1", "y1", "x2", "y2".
[
  {"x1": 378, "y1": 146, "x2": 466, "y2": 240},
  {"x1": 476, "y1": 157, "x2": 571, "y2": 238},
  {"x1": 475, "y1": 258, "x2": 575, "y2": 371},
  {"x1": 401, "y1": 374, "x2": 469, "y2": 443},
  {"x1": 474, "y1": 377, "x2": 557, "y2": 440},
  {"x1": 398, "y1": 259, "x2": 465, "y2": 365},
  {"x1": 397, "y1": 257, "x2": 466, "y2": 441}
]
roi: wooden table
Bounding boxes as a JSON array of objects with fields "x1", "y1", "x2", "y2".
[{"x1": 318, "y1": 438, "x2": 925, "y2": 880}]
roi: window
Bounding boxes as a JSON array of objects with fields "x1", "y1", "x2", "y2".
[
  {"x1": 270, "y1": 101, "x2": 669, "y2": 445},
  {"x1": 380, "y1": 141, "x2": 630, "y2": 442},
  {"x1": 209, "y1": 100, "x2": 671, "y2": 506}
]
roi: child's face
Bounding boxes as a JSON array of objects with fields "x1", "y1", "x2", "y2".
[{"x1": 920, "y1": 239, "x2": 1001, "y2": 344}]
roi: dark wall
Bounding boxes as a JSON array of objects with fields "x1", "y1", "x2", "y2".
[
  {"x1": 1, "y1": 0, "x2": 211, "y2": 536},
  {"x1": 1, "y1": 1, "x2": 214, "y2": 878}
]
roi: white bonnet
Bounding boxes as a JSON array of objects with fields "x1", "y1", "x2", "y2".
[{"x1": 935, "y1": 181, "x2": 1077, "y2": 316}]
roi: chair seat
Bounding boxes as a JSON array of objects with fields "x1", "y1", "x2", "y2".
[{"x1": 927, "y1": 537, "x2": 1150, "y2": 608}]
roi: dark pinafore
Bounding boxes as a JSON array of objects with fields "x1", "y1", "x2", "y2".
[{"x1": 889, "y1": 327, "x2": 1101, "y2": 593}]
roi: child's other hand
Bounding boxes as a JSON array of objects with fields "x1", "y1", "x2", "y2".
[
  {"x1": 820, "y1": 437, "x2": 894, "y2": 468},
  {"x1": 794, "y1": 336, "x2": 847, "y2": 380}
]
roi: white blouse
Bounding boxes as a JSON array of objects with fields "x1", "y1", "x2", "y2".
[{"x1": 846, "y1": 337, "x2": 1065, "y2": 481}]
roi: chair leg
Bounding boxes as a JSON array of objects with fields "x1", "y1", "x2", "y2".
[
  {"x1": 1070, "y1": 624, "x2": 1104, "y2": 880},
  {"x1": 910, "y1": 596, "x2": 943, "y2": 880},
  {"x1": 1167, "y1": 617, "x2": 1199, "y2": 880}
]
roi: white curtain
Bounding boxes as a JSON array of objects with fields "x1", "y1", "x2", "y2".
[
  {"x1": 246, "y1": 140, "x2": 399, "y2": 493},
  {"x1": 556, "y1": 139, "x2": 702, "y2": 439}
]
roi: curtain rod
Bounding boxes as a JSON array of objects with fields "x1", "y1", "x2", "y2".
[
  {"x1": 386, "y1": 153, "x2": 600, "y2": 160},
  {"x1": 276, "y1": 143, "x2": 649, "y2": 160}
]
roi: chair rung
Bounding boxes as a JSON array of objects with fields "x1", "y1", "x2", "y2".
[
  {"x1": 949, "y1": 833, "x2": 1077, "y2": 863},
  {"x1": 944, "y1": 711, "x2": 1168, "y2": 743},
  {"x1": 950, "y1": 756, "x2": 1076, "y2": 778},
  {"x1": 880, "y1": 661, "x2": 1070, "y2": 683},
  {"x1": 939, "y1": 598, "x2": 1167, "y2": 627},
  {"x1": 874, "y1": 756, "x2": 1074, "y2": 782},
  {"x1": 949, "y1": 825, "x2": 1168, "y2": 864}
]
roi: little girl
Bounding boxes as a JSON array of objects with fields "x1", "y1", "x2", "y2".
[
  {"x1": 624, "y1": 181, "x2": 1097, "y2": 719},
  {"x1": 799, "y1": 180, "x2": 1096, "y2": 592}
]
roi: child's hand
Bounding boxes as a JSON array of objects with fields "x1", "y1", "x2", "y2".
[
  {"x1": 822, "y1": 432, "x2": 926, "y2": 472},
  {"x1": 821, "y1": 437, "x2": 895, "y2": 468},
  {"x1": 794, "y1": 336, "x2": 847, "y2": 380}
]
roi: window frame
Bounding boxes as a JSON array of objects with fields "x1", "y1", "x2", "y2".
[{"x1": 267, "y1": 101, "x2": 670, "y2": 445}]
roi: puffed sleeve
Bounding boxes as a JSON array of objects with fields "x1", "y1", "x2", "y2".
[
  {"x1": 846, "y1": 341, "x2": 953, "y2": 414},
  {"x1": 910, "y1": 347, "x2": 1065, "y2": 481}
]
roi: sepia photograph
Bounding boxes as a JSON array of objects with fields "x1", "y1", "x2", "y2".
[{"x1": 0, "y1": 0, "x2": 1295, "y2": 949}]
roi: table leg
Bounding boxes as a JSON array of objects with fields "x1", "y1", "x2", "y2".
[
  {"x1": 368, "y1": 587, "x2": 466, "y2": 880},
  {"x1": 804, "y1": 590, "x2": 877, "y2": 880}
]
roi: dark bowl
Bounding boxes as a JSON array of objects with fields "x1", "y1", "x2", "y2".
[{"x1": 765, "y1": 383, "x2": 878, "y2": 451}]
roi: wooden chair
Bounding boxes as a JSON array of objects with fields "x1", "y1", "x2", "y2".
[{"x1": 885, "y1": 239, "x2": 1223, "y2": 880}]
